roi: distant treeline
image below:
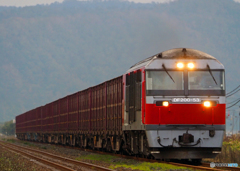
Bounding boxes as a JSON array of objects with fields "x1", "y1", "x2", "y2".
[{"x1": 0, "y1": 120, "x2": 15, "y2": 136}]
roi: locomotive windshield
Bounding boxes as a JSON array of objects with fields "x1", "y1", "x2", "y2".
[
  {"x1": 145, "y1": 70, "x2": 225, "y2": 96},
  {"x1": 146, "y1": 71, "x2": 184, "y2": 90},
  {"x1": 188, "y1": 71, "x2": 225, "y2": 90}
]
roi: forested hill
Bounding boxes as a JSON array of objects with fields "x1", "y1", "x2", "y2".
[{"x1": 1, "y1": 0, "x2": 240, "y2": 122}]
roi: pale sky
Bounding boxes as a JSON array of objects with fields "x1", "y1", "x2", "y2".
[
  {"x1": 0, "y1": 0, "x2": 176, "y2": 7},
  {"x1": 0, "y1": 0, "x2": 239, "y2": 7},
  {"x1": 0, "y1": 0, "x2": 64, "y2": 7}
]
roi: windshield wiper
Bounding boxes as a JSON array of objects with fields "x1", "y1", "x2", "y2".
[
  {"x1": 162, "y1": 64, "x2": 175, "y2": 83},
  {"x1": 207, "y1": 64, "x2": 217, "y2": 85}
]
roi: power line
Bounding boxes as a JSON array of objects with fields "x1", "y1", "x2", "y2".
[
  {"x1": 226, "y1": 85, "x2": 240, "y2": 95},
  {"x1": 226, "y1": 99, "x2": 240, "y2": 109},
  {"x1": 226, "y1": 88, "x2": 240, "y2": 98},
  {"x1": 226, "y1": 98, "x2": 240, "y2": 104}
]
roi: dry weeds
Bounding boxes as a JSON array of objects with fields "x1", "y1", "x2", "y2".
[{"x1": 214, "y1": 134, "x2": 240, "y2": 163}]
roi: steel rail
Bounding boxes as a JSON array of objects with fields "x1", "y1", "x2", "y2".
[
  {"x1": 0, "y1": 141, "x2": 115, "y2": 171},
  {"x1": 4, "y1": 140, "x2": 239, "y2": 171},
  {"x1": 0, "y1": 142, "x2": 75, "y2": 171}
]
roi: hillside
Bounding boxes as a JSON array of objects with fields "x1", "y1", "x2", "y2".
[{"x1": 0, "y1": 0, "x2": 240, "y2": 122}]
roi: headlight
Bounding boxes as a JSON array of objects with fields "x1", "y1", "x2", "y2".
[
  {"x1": 203, "y1": 101, "x2": 211, "y2": 107},
  {"x1": 177, "y1": 62, "x2": 184, "y2": 69},
  {"x1": 162, "y1": 101, "x2": 169, "y2": 107},
  {"x1": 187, "y1": 62, "x2": 195, "y2": 69}
]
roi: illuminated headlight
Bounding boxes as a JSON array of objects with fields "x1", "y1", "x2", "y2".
[
  {"x1": 162, "y1": 101, "x2": 169, "y2": 107},
  {"x1": 187, "y1": 62, "x2": 195, "y2": 69},
  {"x1": 177, "y1": 62, "x2": 184, "y2": 69},
  {"x1": 203, "y1": 101, "x2": 211, "y2": 107}
]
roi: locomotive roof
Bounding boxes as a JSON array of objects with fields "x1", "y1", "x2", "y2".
[{"x1": 131, "y1": 48, "x2": 217, "y2": 68}]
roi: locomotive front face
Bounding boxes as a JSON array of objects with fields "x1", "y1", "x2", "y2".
[
  {"x1": 124, "y1": 48, "x2": 226, "y2": 159},
  {"x1": 145, "y1": 59, "x2": 225, "y2": 126}
]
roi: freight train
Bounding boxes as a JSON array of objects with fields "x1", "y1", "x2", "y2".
[{"x1": 16, "y1": 48, "x2": 225, "y2": 162}]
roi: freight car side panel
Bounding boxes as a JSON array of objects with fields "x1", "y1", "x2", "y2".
[
  {"x1": 91, "y1": 83, "x2": 106, "y2": 133},
  {"x1": 28, "y1": 111, "x2": 33, "y2": 133},
  {"x1": 59, "y1": 98, "x2": 68, "y2": 132},
  {"x1": 107, "y1": 76, "x2": 123, "y2": 132},
  {"x1": 25, "y1": 112, "x2": 29, "y2": 133},
  {"x1": 22, "y1": 114, "x2": 25, "y2": 133},
  {"x1": 53, "y1": 101, "x2": 59, "y2": 132},
  {"x1": 26, "y1": 111, "x2": 31, "y2": 133},
  {"x1": 42, "y1": 105, "x2": 48, "y2": 133},
  {"x1": 23, "y1": 113, "x2": 26, "y2": 133},
  {"x1": 36, "y1": 107, "x2": 42, "y2": 133},
  {"x1": 96, "y1": 84, "x2": 106, "y2": 132},
  {"x1": 26, "y1": 111, "x2": 30, "y2": 133},
  {"x1": 21, "y1": 114, "x2": 25, "y2": 133},
  {"x1": 47, "y1": 103, "x2": 54, "y2": 132},
  {"x1": 68, "y1": 93, "x2": 78, "y2": 131},
  {"x1": 91, "y1": 87, "x2": 96, "y2": 132},
  {"x1": 31, "y1": 110, "x2": 36, "y2": 133},
  {"x1": 79, "y1": 89, "x2": 90, "y2": 132}
]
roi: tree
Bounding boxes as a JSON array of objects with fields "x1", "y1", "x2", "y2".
[{"x1": 0, "y1": 120, "x2": 15, "y2": 136}]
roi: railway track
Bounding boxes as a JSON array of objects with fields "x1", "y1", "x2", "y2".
[
  {"x1": 2, "y1": 139, "x2": 240, "y2": 171},
  {"x1": 0, "y1": 141, "x2": 114, "y2": 171}
]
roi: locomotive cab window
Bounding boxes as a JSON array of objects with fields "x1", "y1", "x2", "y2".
[
  {"x1": 146, "y1": 71, "x2": 184, "y2": 90},
  {"x1": 188, "y1": 71, "x2": 225, "y2": 90}
]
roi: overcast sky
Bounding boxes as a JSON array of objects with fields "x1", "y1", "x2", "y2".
[
  {"x1": 0, "y1": 0, "x2": 239, "y2": 7},
  {"x1": 0, "y1": 0, "x2": 175, "y2": 7},
  {"x1": 0, "y1": 0, "x2": 64, "y2": 7}
]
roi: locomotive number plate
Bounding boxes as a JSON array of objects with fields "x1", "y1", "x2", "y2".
[{"x1": 172, "y1": 98, "x2": 201, "y2": 103}]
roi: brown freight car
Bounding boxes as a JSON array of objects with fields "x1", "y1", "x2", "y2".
[{"x1": 16, "y1": 76, "x2": 123, "y2": 152}]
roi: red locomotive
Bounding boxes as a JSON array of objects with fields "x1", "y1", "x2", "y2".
[{"x1": 16, "y1": 48, "x2": 225, "y2": 162}]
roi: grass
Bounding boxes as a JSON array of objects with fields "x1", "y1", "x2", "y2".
[
  {"x1": 214, "y1": 134, "x2": 240, "y2": 164},
  {"x1": 77, "y1": 154, "x2": 117, "y2": 162},
  {"x1": 40, "y1": 146, "x2": 47, "y2": 149},
  {"x1": 22, "y1": 141, "x2": 36, "y2": 147},
  {"x1": 0, "y1": 152, "x2": 14, "y2": 170},
  {"x1": 0, "y1": 141, "x2": 40, "y2": 171},
  {"x1": 76, "y1": 154, "x2": 191, "y2": 171},
  {"x1": 6, "y1": 139, "x2": 16, "y2": 143},
  {"x1": 110, "y1": 162, "x2": 190, "y2": 171},
  {"x1": 2, "y1": 137, "x2": 36, "y2": 147}
]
